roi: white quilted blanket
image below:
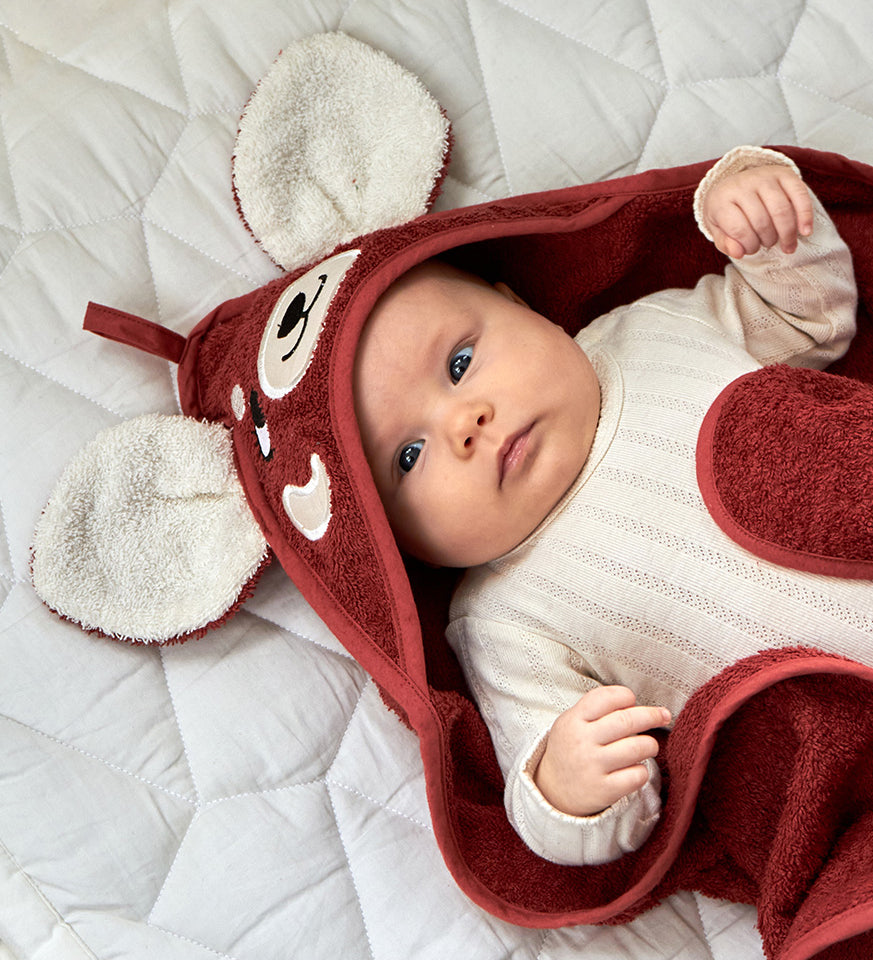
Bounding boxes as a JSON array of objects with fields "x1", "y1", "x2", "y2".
[{"x1": 2, "y1": 2, "x2": 872, "y2": 958}]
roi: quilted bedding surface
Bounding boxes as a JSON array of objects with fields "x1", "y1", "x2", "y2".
[{"x1": 2, "y1": 2, "x2": 873, "y2": 958}]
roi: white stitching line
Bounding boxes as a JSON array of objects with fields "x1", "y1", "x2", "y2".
[
  {"x1": 0, "y1": 20, "x2": 186, "y2": 116},
  {"x1": 440, "y1": 172, "x2": 498, "y2": 204},
  {"x1": 4, "y1": 210, "x2": 141, "y2": 242},
  {"x1": 158, "y1": 645, "x2": 202, "y2": 807},
  {"x1": 0, "y1": 345, "x2": 125, "y2": 418},
  {"x1": 777, "y1": 0, "x2": 810, "y2": 76},
  {"x1": 0, "y1": 233, "x2": 24, "y2": 288},
  {"x1": 0, "y1": 496, "x2": 20, "y2": 586},
  {"x1": 145, "y1": 785, "x2": 358, "y2": 940},
  {"x1": 636, "y1": 0, "x2": 672, "y2": 170},
  {"x1": 322, "y1": 679, "x2": 371, "y2": 772},
  {"x1": 0, "y1": 30, "x2": 23, "y2": 233},
  {"x1": 146, "y1": 810, "x2": 197, "y2": 925},
  {"x1": 0, "y1": 712, "x2": 197, "y2": 805},
  {"x1": 240, "y1": 603, "x2": 359, "y2": 661},
  {"x1": 679, "y1": 72, "x2": 783, "y2": 89},
  {"x1": 141, "y1": 215, "x2": 265, "y2": 287},
  {"x1": 690, "y1": 891, "x2": 709, "y2": 956},
  {"x1": 137, "y1": 675, "x2": 369, "y2": 811},
  {"x1": 337, "y1": 0, "x2": 363, "y2": 23},
  {"x1": 779, "y1": 74, "x2": 873, "y2": 125},
  {"x1": 136, "y1": 120, "x2": 191, "y2": 328},
  {"x1": 496, "y1": 0, "x2": 669, "y2": 89},
  {"x1": 145, "y1": 778, "x2": 341, "y2": 927},
  {"x1": 325, "y1": 781, "x2": 377, "y2": 960},
  {"x1": 195, "y1": 776, "x2": 327, "y2": 808},
  {"x1": 775, "y1": 77, "x2": 801, "y2": 147},
  {"x1": 643, "y1": 0, "x2": 670, "y2": 88},
  {"x1": 145, "y1": 923, "x2": 239, "y2": 960},
  {"x1": 775, "y1": 0, "x2": 806, "y2": 147},
  {"x1": 464, "y1": 0, "x2": 513, "y2": 197},
  {"x1": 0, "y1": 837, "x2": 100, "y2": 959},
  {"x1": 634, "y1": 93, "x2": 669, "y2": 175},
  {"x1": 323, "y1": 778, "x2": 431, "y2": 832},
  {"x1": 533, "y1": 928, "x2": 554, "y2": 960},
  {"x1": 635, "y1": 72, "x2": 815, "y2": 174},
  {"x1": 164, "y1": 0, "x2": 192, "y2": 117}
]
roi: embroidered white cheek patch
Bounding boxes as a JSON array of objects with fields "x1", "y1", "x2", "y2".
[
  {"x1": 250, "y1": 249, "x2": 360, "y2": 541},
  {"x1": 282, "y1": 453, "x2": 332, "y2": 542}
]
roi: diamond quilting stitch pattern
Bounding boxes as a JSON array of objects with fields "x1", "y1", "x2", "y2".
[{"x1": 4, "y1": 1, "x2": 873, "y2": 957}]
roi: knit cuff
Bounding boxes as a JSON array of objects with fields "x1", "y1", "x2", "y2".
[
  {"x1": 510, "y1": 736, "x2": 662, "y2": 866},
  {"x1": 693, "y1": 145, "x2": 802, "y2": 243}
]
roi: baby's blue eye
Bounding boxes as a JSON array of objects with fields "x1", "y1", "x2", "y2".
[
  {"x1": 399, "y1": 440, "x2": 424, "y2": 474},
  {"x1": 449, "y1": 345, "x2": 473, "y2": 384}
]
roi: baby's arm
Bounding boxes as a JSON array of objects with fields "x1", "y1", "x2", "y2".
[
  {"x1": 447, "y1": 615, "x2": 665, "y2": 865},
  {"x1": 534, "y1": 685, "x2": 670, "y2": 816},
  {"x1": 689, "y1": 145, "x2": 857, "y2": 368}
]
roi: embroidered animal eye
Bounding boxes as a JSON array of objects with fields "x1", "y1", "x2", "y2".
[
  {"x1": 398, "y1": 440, "x2": 424, "y2": 474},
  {"x1": 449, "y1": 345, "x2": 473, "y2": 384}
]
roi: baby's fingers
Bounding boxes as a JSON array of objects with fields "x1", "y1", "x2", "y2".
[
  {"x1": 759, "y1": 174, "x2": 814, "y2": 254},
  {"x1": 782, "y1": 171, "x2": 814, "y2": 241},
  {"x1": 709, "y1": 211, "x2": 762, "y2": 259},
  {"x1": 597, "y1": 762, "x2": 653, "y2": 808},
  {"x1": 712, "y1": 188, "x2": 788, "y2": 257},
  {"x1": 592, "y1": 727, "x2": 662, "y2": 809},
  {"x1": 599, "y1": 730, "x2": 661, "y2": 772},
  {"x1": 589, "y1": 701, "x2": 671, "y2": 746}
]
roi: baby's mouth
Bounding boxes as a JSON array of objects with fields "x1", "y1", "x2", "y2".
[{"x1": 498, "y1": 424, "x2": 533, "y2": 486}]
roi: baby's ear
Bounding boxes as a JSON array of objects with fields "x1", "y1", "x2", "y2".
[
  {"x1": 31, "y1": 414, "x2": 269, "y2": 645},
  {"x1": 232, "y1": 32, "x2": 451, "y2": 272}
]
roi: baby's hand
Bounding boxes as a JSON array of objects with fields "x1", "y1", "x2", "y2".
[
  {"x1": 533, "y1": 685, "x2": 670, "y2": 817},
  {"x1": 701, "y1": 164, "x2": 814, "y2": 259}
]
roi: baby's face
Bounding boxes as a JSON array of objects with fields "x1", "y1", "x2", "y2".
[{"x1": 353, "y1": 262, "x2": 600, "y2": 567}]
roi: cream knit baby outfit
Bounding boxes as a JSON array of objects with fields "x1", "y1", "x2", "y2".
[{"x1": 447, "y1": 146, "x2": 867, "y2": 867}]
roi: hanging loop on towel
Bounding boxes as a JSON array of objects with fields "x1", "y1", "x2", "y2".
[{"x1": 83, "y1": 302, "x2": 186, "y2": 365}]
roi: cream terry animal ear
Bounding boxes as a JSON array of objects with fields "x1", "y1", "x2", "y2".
[
  {"x1": 232, "y1": 31, "x2": 451, "y2": 271},
  {"x1": 32, "y1": 414, "x2": 269, "y2": 644}
]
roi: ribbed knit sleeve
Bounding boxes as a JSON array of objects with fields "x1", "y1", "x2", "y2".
[
  {"x1": 690, "y1": 145, "x2": 857, "y2": 368},
  {"x1": 447, "y1": 615, "x2": 662, "y2": 865}
]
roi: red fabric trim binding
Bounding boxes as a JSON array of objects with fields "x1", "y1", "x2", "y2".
[{"x1": 84, "y1": 302, "x2": 186, "y2": 365}]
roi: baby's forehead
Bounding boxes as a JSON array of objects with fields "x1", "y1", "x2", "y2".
[
  {"x1": 364, "y1": 259, "x2": 487, "y2": 333},
  {"x1": 385, "y1": 259, "x2": 480, "y2": 301},
  {"x1": 353, "y1": 261, "x2": 484, "y2": 419}
]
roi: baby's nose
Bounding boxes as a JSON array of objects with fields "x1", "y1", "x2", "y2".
[
  {"x1": 462, "y1": 414, "x2": 487, "y2": 448},
  {"x1": 448, "y1": 402, "x2": 492, "y2": 454}
]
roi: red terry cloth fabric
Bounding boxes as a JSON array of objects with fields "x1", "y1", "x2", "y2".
[
  {"x1": 697, "y1": 365, "x2": 873, "y2": 579},
  {"x1": 608, "y1": 646, "x2": 873, "y2": 960}
]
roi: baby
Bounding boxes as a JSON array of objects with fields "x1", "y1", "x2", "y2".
[{"x1": 353, "y1": 146, "x2": 869, "y2": 866}]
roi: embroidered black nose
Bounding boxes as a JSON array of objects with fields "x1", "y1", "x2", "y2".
[
  {"x1": 249, "y1": 389, "x2": 273, "y2": 461},
  {"x1": 250, "y1": 389, "x2": 267, "y2": 428}
]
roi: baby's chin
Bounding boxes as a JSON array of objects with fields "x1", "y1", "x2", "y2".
[{"x1": 399, "y1": 522, "x2": 539, "y2": 570}]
